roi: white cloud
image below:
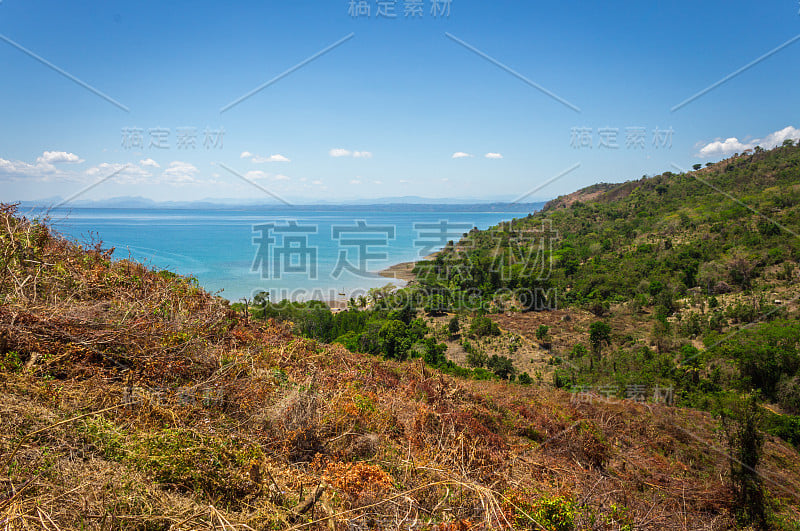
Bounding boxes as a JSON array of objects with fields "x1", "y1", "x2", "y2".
[
  {"x1": 0, "y1": 152, "x2": 205, "y2": 189},
  {"x1": 244, "y1": 170, "x2": 268, "y2": 180},
  {"x1": 162, "y1": 161, "x2": 199, "y2": 184},
  {"x1": 85, "y1": 162, "x2": 120, "y2": 176},
  {"x1": 253, "y1": 154, "x2": 290, "y2": 163},
  {"x1": 85, "y1": 162, "x2": 153, "y2": 185},
  {"x1": 241, "y1": 151, "x2": 291, "y2": 163},
  {"x1": 312, "y1": 179, "x2": 323, "y2": 185},
  {"x1": 399, "y1": 179, "x2": 409, "y2": 184},
  {"x1": 485, "y1": 152, "x2": 503, "y2": 159},
  {"x1": 697, "y1": 138, "x2": 749, "y2": 158},
  {"x1": 0, "y1": 150, "x2": 92, "y2": 183},
  {"x1": 242, "y1": 172, "x2": 290, "y2": 182},
  {"x1": 39, "y1": 151, "x2": 84, "y2": 164},
  {"x1": 0, "y1": 150, "x2": 87, "y2": 181},
  {"x1": 350, "y1": 178, "x2": 362, "y2": 185},
  {"x1": 697, "y1": 126, "x2": 800, "y2": 158},
  {"x1": 373, "y1": 180, "x2": 383, "y2": 185},
  {"x1": 330, "y1": 148, "x2": 372, "y2": 158},
  {"x1": 0, "y1": 157, "x2": 42, "y2": 179},
  {"x1": 84, "y1": 163, "x2": 118, "y2": 177},
  {"x1": 452, "y1": 152, "x2": 473, "y2": 159},
  {"x1": 759, "y1": 126, "x2": 800, "y2": 149}
]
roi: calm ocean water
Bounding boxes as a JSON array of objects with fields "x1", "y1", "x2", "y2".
[{"x1": 37, "y1": 207, "x2": 537, "y2": 302}]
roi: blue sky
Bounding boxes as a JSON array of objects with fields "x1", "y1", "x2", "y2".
[{"x1": 1, "y1": 0, "x2": 799, "y2": 203}]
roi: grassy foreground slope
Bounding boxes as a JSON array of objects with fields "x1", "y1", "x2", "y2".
[{"x1": 1, "y1": 203, "x2": 800, "y2": 529}]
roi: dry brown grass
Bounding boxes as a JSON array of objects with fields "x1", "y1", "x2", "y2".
[{"x1": 2, "y1": 204, "x2": 800, "y2": 529}]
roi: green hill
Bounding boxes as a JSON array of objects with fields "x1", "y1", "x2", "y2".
[
  {"x1": 409, "y1": 142, "x2": 800, "y2": 503},
  {"x1": 417, "y1": 142, "x2": 800, "y2": 311}
]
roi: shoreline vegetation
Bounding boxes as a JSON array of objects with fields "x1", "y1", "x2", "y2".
[{"x1": 323, "y1": 252, "x2": 439, "y2": 310}]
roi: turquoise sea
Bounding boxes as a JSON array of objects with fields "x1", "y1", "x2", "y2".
[{"x1": 36, "y1": 206, "x2": 539, "y2": 302}]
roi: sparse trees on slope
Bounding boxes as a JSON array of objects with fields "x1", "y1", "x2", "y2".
[{"x1": 589, "y1": 321, "x2": 611, "y2": 359}]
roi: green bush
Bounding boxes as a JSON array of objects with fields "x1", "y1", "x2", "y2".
[
  {"x1": 589, "y1": 321, "x2": 611, "y2": 358},
  {"x1": 333, "y1": 331, "x2": 361, "y2": 352},
  {"x1": 764, "y1": 412, "x2": 800, "y2": 448},
  {"x1": 379, "y1": 320, "x2": 411, "y2": 360},
  {"x1": 448, "y1": 315, "x2": 460, "y2": 337},
  {"x1": 777, "y1": 376, "x2": 800, "y2": 415},
  {"x1": 470, "y1": 315, "x2": 500, "y2": 338},
  {"x1": 518, "y1": 372, "x2": 533, "y2": 385},
  {"x1": 81, "y1": 419, "x2": 258, "y2": 505},
  {"x1": 487, "y1": 354, "x2": 516, "y2": 380},
  {"x1": 421, "y1": 337, "x2": 447, "y2": 366},
  {"x1": 533, "y1": 495, "x2": 576, "y2": 531},
  {"x1": 463, "y1": 340, "x2": 487, "y2": 368},
  {"x1": 0, "y1": 350, "x2": 23, "y2": 372},
  {"x1": 721, "y1": 394, "x2": 770, "y2": 528},
  {"x1": 570, "y1": 344, "x2": 588, "y2": 358}
]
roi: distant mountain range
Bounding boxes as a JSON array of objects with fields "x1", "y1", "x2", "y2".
[{"x1": 18, "y1": 195, "x2": 546, "y2": 212}]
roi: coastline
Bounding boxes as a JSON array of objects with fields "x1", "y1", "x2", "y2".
[
  {"x1": 323, "y1": 252, "x2": 439, "y2": 311},
  {"x1": 377, "y1": 252, "x2": 438, "y2": 283}
]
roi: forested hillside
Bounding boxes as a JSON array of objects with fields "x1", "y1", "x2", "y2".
[{"x1": 410, "y1": 142, "x2": 800, "y2": 473}]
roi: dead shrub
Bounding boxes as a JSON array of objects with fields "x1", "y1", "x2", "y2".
[
  {"x1": 323, "y1": 460, "x2": 393, "y2": 507},
  {"x1": 268, "y1": 385, "x2": 322, "y2": 460}
]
